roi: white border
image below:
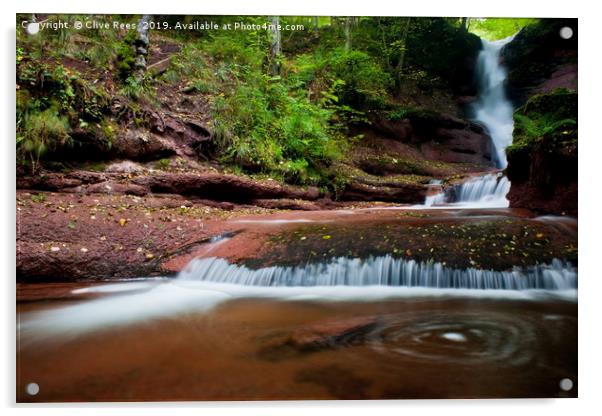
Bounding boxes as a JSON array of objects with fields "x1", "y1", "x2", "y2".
[{"x1": 2, "y1": 1, "x2": 600, "y2": 415}]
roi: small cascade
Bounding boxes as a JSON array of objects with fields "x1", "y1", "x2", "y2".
[
  {"x1": 454, "y1": 173, "x2": 511, "y2": 205},
  {"x1": 420, "y1": 172, "x2": 510, "y2": 208},
  {"x1": 177, "y1": 256, "x2": 576, "y2": 291}
]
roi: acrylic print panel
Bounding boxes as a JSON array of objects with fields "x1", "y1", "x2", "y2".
[{"x1": 16, "y1": 15, "x2": 577, "y2": 402}]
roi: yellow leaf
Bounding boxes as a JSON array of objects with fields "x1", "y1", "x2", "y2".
[{"x1": 119, "y1": 218, "x2": 127, "y2": 227}]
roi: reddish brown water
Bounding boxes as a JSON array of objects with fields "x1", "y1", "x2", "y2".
[{"x1": 17, "y1": 290, "x2": 577, "y2": 402}]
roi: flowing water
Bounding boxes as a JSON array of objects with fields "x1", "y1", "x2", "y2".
[
  {"x1": 472, "y1": 37, "x2": 515, "y2": 169},
  {"x1": 421, "y1": 37, "x2": 515, "y2": 209},
  {"x1": 16, "y1": 37, "x2": 577, "y2": 401},
  {"x1": 16, "y1": 208, "x2": 578, "y2": 401}
]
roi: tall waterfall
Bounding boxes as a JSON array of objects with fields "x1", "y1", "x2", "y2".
[
  {"x1": 177, "y1": 256, "x2": 576, "y2": 291},
  {"x1": 422, "y1": 37, "x2": 515, "y2": 208},
  {"x1": 472, "y1": 37, "x2": 515, "y2": 169}
]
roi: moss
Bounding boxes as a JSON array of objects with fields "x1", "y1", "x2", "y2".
[
  {"x1": 246, "y1": 217, "x2": 577, "y2": 271},
  {"x1": 507, "y1": 89, "x2": 577, "y2": 156},
  {"x1": 506, "y1": 89, "x2": 577, "y2": 184}
]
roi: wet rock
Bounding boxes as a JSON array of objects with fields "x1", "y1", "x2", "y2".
[{"x1": 259, "y1": 316, "x2": 379, "y2": 360}]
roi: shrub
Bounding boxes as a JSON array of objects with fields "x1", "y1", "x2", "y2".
[
  {"x1": 17, "y1": 108, "x2": 71, "y2": 171},
  {"x1": 292, "y1": 48, "x2": 391, "y2": 111}
]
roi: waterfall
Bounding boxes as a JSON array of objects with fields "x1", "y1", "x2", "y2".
[
  {"x1": 177, "y1": 256, "x2": 576, "y2": 291},
  {"x1": 454, "y1": 173, "x2": 510, "y2": 206},
  {"x1": 422, "y1": 173, "x2": 510, "y2": 208},
  {"x1": 421, "y1": 37, "x2": 515, "y2": 208},
  {"x1": 472, "y1": 37, "x2": 515, "y2": 169}
]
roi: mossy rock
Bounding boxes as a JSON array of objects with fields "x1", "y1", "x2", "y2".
[
  {"x1": 506, "y1": 89, "x2": 577, "y2": 186},
  {"x1": 502, "y1": 18, "x2": 577, "y2": 105}
]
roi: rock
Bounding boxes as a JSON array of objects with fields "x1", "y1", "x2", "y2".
[
  {"x1": 86, "y1": 181, "x2": 148, "y2": 196},
  {"x1": 252, "y1": 199, "x2": 321, "y2": 211},
  {"x1": 506, "y1": 90, "x2": 577, "y2": 216},
  {"x1": 132, "y1": 173, "x2": 322, "y2": 203},
  {"x1": 16, "y1": 171, "x2": 105, "y2": 192},
  {"x1": 340, "y1": 180, "x2": 427, "y2": 204},
  {"x1": 111, "y1": 129, "x2": 177, "y2": 161},
  {"x1": 420, "y1": 125, "x2": 493, "y2": 165},
  {"x1": 367, "y1": 110, "x2": 494, "y2": 167},
  {"x1": 105, "y1": 160, "x2": 145, "y2": 174},
  {"x1": 258, "y1": 316, "x2": 380, "y2": 360},
  {"x1": 502, "y1": 18, "x2": 577, "y2": 106}
]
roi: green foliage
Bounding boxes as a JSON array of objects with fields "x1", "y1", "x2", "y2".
[
  {"x1": 293, "y1": 48, "x2": 391, "y2": 111},
  {"x1": 17, "y1": 108, "x2": 71, "y2": 171},
  {"x1": 116, "y1": 32, "x2": 137, "y2": 81},
  {"x1": 155, "y1": 158, "x2": 172, "y2": 170},
  {"x1": 30, "y1": 193, "x2": 46, "y2": 203},
  {"x1": 212, "y1": 71, "x2": 343, "y2": 184},
  {"x1": 16, "y1": 52, "x2": 112, "y2": 169},
  {"x1": 469, "y1": 18, "x2": 539, "y2": 41},
  {"x1": 120, "y1": 76, "x2": 155, "y2": 101},
  {"x1": 404, "y1": 18, "x2": 481, "y2": 88},
  {"x1": 507, "y1": 89, "x2": 577, "y2": 158}
]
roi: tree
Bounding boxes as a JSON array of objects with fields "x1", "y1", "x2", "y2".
[
  {"x1": 268, "y1": 16, "x2": 281, "y2": 75},
  {"x1": 396, "y1": 17, "x2": 412, "y2": 93},
  {"x1": 344, "y1": 17, "x2": 352, "y2": 51},
  {"x1": 134, "y1": 15, "x2": 151, "y2": 80}
]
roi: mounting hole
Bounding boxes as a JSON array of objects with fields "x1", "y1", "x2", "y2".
[
  {"x1": 559, "y1": 26, "x2": 573, "y2": 40},
  {"x1": 26, "y1": 22, "x2": 40, "y2": 35},
  {"x1": 26, "y1": 382, "x2": 39, "y2": 396},
  {"x1": 559, "y1": 378, "x2": 573, "y2": 391}
]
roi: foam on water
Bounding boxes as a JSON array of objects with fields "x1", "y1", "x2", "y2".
[{"x1": 19, "y1": 256, "x2": 577, "y2": 338}]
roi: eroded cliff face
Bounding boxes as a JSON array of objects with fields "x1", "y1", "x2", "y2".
[
  {"x1": 502, "y1": 20, "x2": 578, "y2": 216},
  {"x1": 502, "y1": 18, "x2": 577, "y2": 107}
]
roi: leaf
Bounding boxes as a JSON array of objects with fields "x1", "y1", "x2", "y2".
[
  {"x1": 322, "y1": 235, "x2": 331, "y2": 240},
  {"x1": 118, "y1": 218, "x2": 127, "y2": 227}
]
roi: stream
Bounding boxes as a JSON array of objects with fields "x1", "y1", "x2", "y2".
[{"x1": 16, "y1": 37, "x2": 577, "y2": 401}]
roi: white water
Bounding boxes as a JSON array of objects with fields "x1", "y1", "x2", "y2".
[
  {"x1": 19, "y1": 256, "x2": 577, "y2": 337},
  {"x1": 420, "y1": 37, "x2": 515, "y2": 209},
  {"x1": 473, "y1": 37, "x2": 515, "y2": 169},
  {"x1": 178, "y1": 256, "x2": 576, "y2": 290},
  {"x1": 422, "y1": 173, "x2": 510, "y2": 208}
]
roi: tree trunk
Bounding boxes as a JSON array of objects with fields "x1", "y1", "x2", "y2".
[
  {"x1": 460, "y1": 17, "x2": 469, "y2": 31},
  {"x1": 396, "y1": 17, "x2": 411, "y2": 94},
  {"x1": 134, "y1": 15, "x2": 151, "y2": 80},
  {"x1": 344, "y1": 17, "x2": 352, "y2": 51},
  {"x1": 313, "y1": 16, "x2": 319, "y2": 30},
  {"x1": 268, "y1": 16, "x2": 282, "y2": 76}
]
